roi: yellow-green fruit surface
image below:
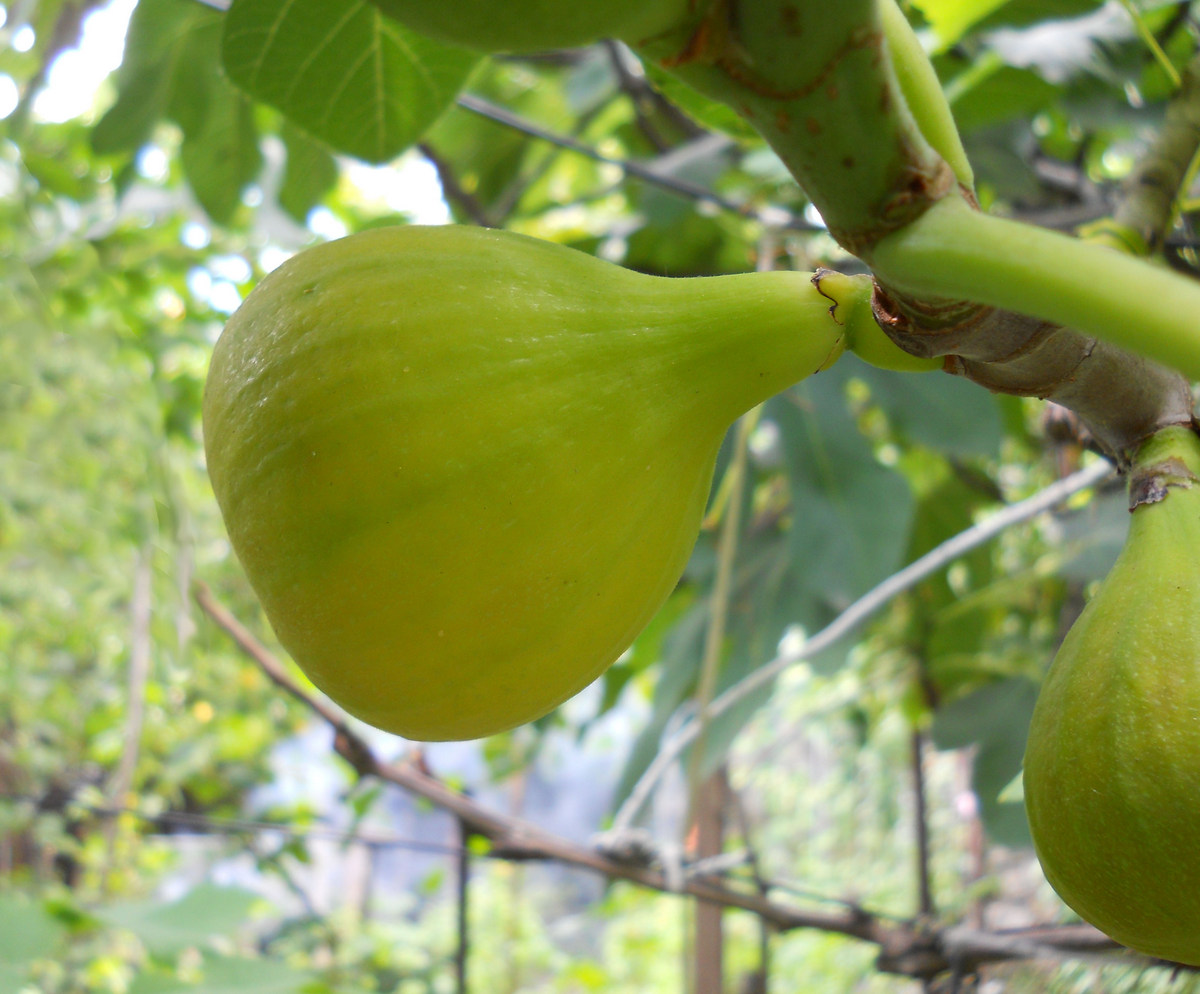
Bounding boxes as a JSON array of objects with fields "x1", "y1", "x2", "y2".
[
  {"x1": 203, "y1": 225, "x2": 845, "y2": 741},
  {"x1": 371, "y1": 0, "x2": 689, "y2": 52},
  {"x1": 1024, "y1": 426, "x2": 1200, "y2": 964}
]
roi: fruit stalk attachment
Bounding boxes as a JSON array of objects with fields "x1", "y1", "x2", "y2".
[{"x1": 1024, "y1": 425, "x2": 1200, "y2": 965}]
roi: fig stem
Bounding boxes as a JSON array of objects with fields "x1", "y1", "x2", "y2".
[
  {"x1": 868, "y1": 195, "x2": 1200, "y2": 382},
  {"x1": 878, "y1": 0, "x2": 973, "y2": 191}
]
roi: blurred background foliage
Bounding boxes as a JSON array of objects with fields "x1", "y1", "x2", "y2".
[{"x1": 1, "y1": 0, "x2": 1199, "y2": 991}]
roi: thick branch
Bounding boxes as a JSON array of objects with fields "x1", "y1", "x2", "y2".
[
  {"x1": 872, "y1": 282, "x2": 1195, "y2": 465},
  {"x1": 870, "y1": 46, "x2": 1200, "y2": 462},
  {"x1": 631, "y1": 2, "x2": 1200, "y2": 463},
  {"x1": 870, "y1": 196, "x2": 1199, "y2": 464},
  {"x1": 637, "y1": 0, "x2": 953, "y2": 253}
]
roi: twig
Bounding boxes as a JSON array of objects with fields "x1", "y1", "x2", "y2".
[
  {"x1": 1112, "y1": 50, "x2": 1200, "y2": 252},
  {"x1": 688, "y1": 410, "x2": 757, "y2": 809},
  {"x1": 191, "y1": 583, "x2": 879, "y2": 934},
  {"x1": 13, "y1": 796, "x2": 480, "y2": 856},
  {"x1": 255, "y1": 841, "x2": 320, "y2": 920},
  {"x1": 419, "y1": 142, "x2": 497, "y2": 228},
  {"x1": 456, "y1": 818, "x2": 470, "y2": 994},
  {"x1": 912, "y1": 730, "x2": 934, "y2": 919},
  {"x1": 103, "y1": 547, "x2": 153, "y2": 891},
  {"x1": 612, "y1": 459, "x2": 1114, "y2": 832},
  {"x1": 730, "y1": 789, "x2": 773, "y2": 989},
  {"x1": 189, "y1": 573, "x2": 1197, "y2": 978},
  {"x1": 1117, "y1": 0, "x2": 1182, "y2": 89},
  {"x1": 602, "y1": 41, "x2": 706, "y2": 149},
  {"x1": 455, "y1": 93, "x2": 818, "y2": 231},
  {"x1": 487, "y1": 91, "x2": 623, "y2": 223},
  {"x1": 602, "y1": 40, "x2": 672, "y2": 153}
]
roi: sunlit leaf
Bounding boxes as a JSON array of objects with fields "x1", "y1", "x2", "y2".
[{"x1": 222, "y1": 0, "x2": 479, "y2": 163}]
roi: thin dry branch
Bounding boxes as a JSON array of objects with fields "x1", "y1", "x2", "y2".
[
  {"x1": 190, "y1": 563, "x2": 1186, "y2": 981},
  {"x1": 191, "y1": 582, "x2": 876, "y2": 934},
  {"x1": 418, "y1": 142, "x2": 498, "y2": 228},
  {"x1": 455, "y1": 93, "x2": 817, "y2": 232},
  {"x1": 613, "y1": 459, "x2": 1114, "y2": 833}
]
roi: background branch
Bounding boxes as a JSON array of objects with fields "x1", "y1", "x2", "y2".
[
  {"x1": 186, "y1": 458, "x2": 1174, "y2": 983},
  {"x1": 455, "y1": 93, "x2": 818, "y2": 232},
  {"x1": 1110, "y1": 49, "x2": 1200, "y2": 253},
  {"x1": 613, "y1": 459, "x2": 1114, "y2": 832}
]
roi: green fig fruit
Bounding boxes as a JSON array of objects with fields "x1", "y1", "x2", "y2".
[
  {"x1": 370, "y1": 0, "x2": 689, "y2": 53},
  {"x1": 1024, "y1": 425, "x2": 1200, "y2": 964},
  {"x1": 203, "y1": 225, "x2": 848, "y2": 741}
]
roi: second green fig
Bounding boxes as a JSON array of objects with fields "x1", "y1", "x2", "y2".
[{"x1": 1024, "y1": 426, "x2": 1200, "y2": 964}]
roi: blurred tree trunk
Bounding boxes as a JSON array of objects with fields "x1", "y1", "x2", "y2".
[{"x1": 693, "y1": 768, "x2": 728, "y2": 994}]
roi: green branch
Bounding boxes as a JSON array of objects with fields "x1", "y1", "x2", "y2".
[
  {"x1": 877, "y1": 0, "x2": 973, "y2": 190},
  {"x1": 869, "y1": 195, "x2": 1200, "y2": 383},
  {"x1": 638, "y1": 0, "x2": 953, "y2": 254},
  {"x1": 1110, "y1": 50, "x2": 1200, "y2": 253}
]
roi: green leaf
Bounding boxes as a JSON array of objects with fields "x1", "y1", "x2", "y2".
[
  {"x1": 221, "y1": 0, "x2": 480, "y2": 163},
  {"x1": 1055, "y1": 486, "x2": 1127, "y2": 583},
  {"x1": 852, "y1": 357, "x2": 1003, "y2": 457},
  {"x1": 181, "y1": 89, "x2": 263, "y2": 225},
  {"x1": 0, "y1": 963, "x2": 31, "y2": 991},
  {"x1": 913, "y1": 0, "x2": 1100, "y2": 48},
  {"x1": 91, "y1": 0, "x2": 264, "y2": 222},
  {"x1": 96, "y1": 884, "x2": 263, "y2": 957},
  {"x1": 643, "y1": 64, "x2": 761, "y2": 141},
  {"x1": 130, "y1": 954, "x2": 317, "y2": 994},
  {"x1": 974, "y1": 0, "x2": 1101, "y2": 32},
  {"x1": 768, "y1": 366, "x2": 916, "y2": 627},
  {"x1": 910, "y1": 0, "x2": 1014, "y2": 47},
  {"x1": 0, "y1": 894, "x2": 66, "y2": 964},
  {"x1": 932, "y1": 677, "x2": 1039, "y2": 846},
  {"x1": 92, "y1": 0, "x2": 225, "y2": 155},
  {"x1": 900, "y1": 472, "x2": 997, "y2": 686},
  {"x1": 950, "y1": 66, "x2": 1059, "y2": 135},
  {"x1": 279, "y1": 124, "x2": 340, "y2": 223},
  {"x1": 645, "y1": 371, "x2": 923, "y2": 781},
  {"x1": 129, "y1": 971, "x2": 194, "y2": 994}
]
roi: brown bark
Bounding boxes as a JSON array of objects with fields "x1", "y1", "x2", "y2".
[
  {"x1": 693, "y1": 769, "x2": 728, "y2": 994},
  {"x1": 872, "y1": 288, "x2": 1196, "y2": 465}
]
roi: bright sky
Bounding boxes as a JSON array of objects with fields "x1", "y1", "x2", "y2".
[
  {"x1": 0, "y1": 0, "x2": 449, "y2": 228},
  {"x1": 35, "y1": 0, "x2": 139, "y2": 121}
]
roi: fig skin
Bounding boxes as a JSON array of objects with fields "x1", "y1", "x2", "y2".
[
  {"x1": 1024, "y1": 426, "x2": 1200, "y2": 964},
  {"x1": 203, "y1": 225, "x2": 846, "y2": 741}
]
